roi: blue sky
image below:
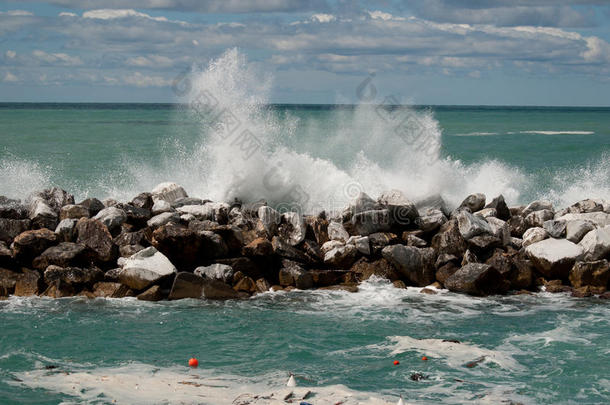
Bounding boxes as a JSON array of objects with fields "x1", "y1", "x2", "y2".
[{"x1": 1, "y1": 0, "x2": 610, "y2": 105}]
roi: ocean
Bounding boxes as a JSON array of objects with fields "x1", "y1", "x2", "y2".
[{"x1": 1, "y1": 50, "x2": 610, "y2": 404}]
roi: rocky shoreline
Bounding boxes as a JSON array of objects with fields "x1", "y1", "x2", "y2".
[{"x1": 1, "y1": 182, "x2": 610, "y2": 301}]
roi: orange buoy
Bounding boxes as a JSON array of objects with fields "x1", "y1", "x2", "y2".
[
  {"x1": 188, "y1": 358, "x2": 199, "y2": 368},
  {"x1": 393, "y1": 360, "x2": 400, "y2": 366},
  {"x1": 421, "y1": 356, "x2": 428, "y2": 361}
]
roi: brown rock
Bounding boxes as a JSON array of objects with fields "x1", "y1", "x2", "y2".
[
  {"x1": 169, "y1": 272, "x2": 205, "y2": 300},
  {"x1": 0, "y1": 241, "x2": 14, "y2": 269},
  {"x1": 201, "y1": 279, "x2": 239, "y2": 299},
  {"x1": 11, "y1": 229, "x2": 58, "y2": 263},
  {"x1": 444, "y1": 263, "x2": 508, "y2": 296},
  {"x1": 242, "y1": 237, "x2": 273, "y2": 257},
  {"x1": 43, "y1": 265, "x2": 103, "y2": 287},
  {"x1": 59, "y1": 204, "x2": 90, "y2": 220},
  {"x1": 278, "y1": 260, "x2": 313, "y2": 289},
  {"x1": 571, "y1": 286, "x2": 594, "y2": 298},
  {"x1": 431, "y1": 220, "x2": 467, "y2": 257},
  {"x1": 435, "y1": 262, "x2": 459, "y2": 285},
  {"x1": 41, "y1": 280, "x2": 75, "y2": 298},
  {"x1": 32, "y1": 242, "x2": 93, "y2": 270},
  {"x1": 318, "y1": 284, "x2": 359, "y2": 292},
  {"x1": 544, "y1": 279, "x2": 571, "y2": 293},
  {"x1": 76, "y1": 218, "x2": 116, "y2": 263},
  {"x1": 309, "y1": 269, "x2": 348, "y2": 286},
  {"x1": 305, "y1": 216, "x2": 329, "y2": 245},
  {"x1": 92, "y1": 282, "x2": 132, "y2": 298},
  {"x1": 350, "y1": 257, "x2": 401, "y2": 281},
  {"x1": 393, "y1": 280, "x2": 407, "y2": 289},
  {"x1": 131, "y1": 193, "x2": 153, "y2": 210},
  {"x1": 271, "y1": 236, "x2": 309, "y2": 263},
  {"x1": 14, "y1": 268, "x2": 42, "y2": 296},
  {"x1": 0, "y1": 268, "x2": 19, "y2": 296},
  {"x1": 233, "y1": 276, "x2": 256, "y2": 293},
  {"x1": 137, "y1": 285, "x2": 163, "y2": 301},
  {"x1": 420, "y1": 287, "x2": 437, "y2": 295},
  {"x1": 508, "y1": 215, "x2": 527, "y2": 238},
  {"x1": 255, "y1": 278, "x2": 271, "y2": 293},
  {"x1": 151, "y1": 223, "x2": 202, "y2": 270},
  {"x1": 569, "y1": 260, "x2": 609, "y2": 289},
  {"x1": 0, "y1": 218, "x2": 31, "y2": 243}
]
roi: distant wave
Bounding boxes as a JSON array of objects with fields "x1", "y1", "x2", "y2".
[
  {"x1": 510, "y1": 130, "x2": 595, "y2": 135},
  {"x1": 452, "y1": 132, "x2": 499, "y2": 136}
]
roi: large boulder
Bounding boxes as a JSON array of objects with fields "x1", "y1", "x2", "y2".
[
  {"x1": 431, "y1": 219, "x2": 467, "y2": 257},
  {"x1": 0, "y1": 242, "x2": 14, "y2": 268},
  {"x1": 75, "y1": 218, "x2": 116, "y2": 263},
  {"x1": 242, "y1": 237, "x2": 273, "y2": 257},
  {"x1": 350, "y1": 257, "x2": 401, "y2": 281},
  {"x1": 377, "y1": 189, "x2": 419, "y2": 227},
  {"x1": 342, "y1": 192, "x2": 378, "y2": 220},
  {"x1": 305, "y1": 216, "x2": 329, "y2": 245},
  {"x1": 458, "y1": 193, "x2": 486, "y2": 212},
  {"x1": 33, "y1": 242, "x2": 92, "y2": 270},
  {"x1": 484, "y1": 195, "x2": 511, "y2": 220},
  {"x1": 91, "y1": 281, "x2": 132, "y2": 298},
  {"x1": 486, "y1": 217, "x2": 510, "y2": 246},
  {"x1": 43, "y1": 265, "x2": 103, "y2": 287},
  {"x1": 137, "y1": 285, "x2": 163, "y2": 301},
  {"x1": 444, "y1": 263, "x2": 507, "y2": 296},
  {"x1": 278, "y1": 212, "x2": 306, "y2": 246},
  {"x1": 525, "y1": 238, "x2": 584, "y2": 280},
  {"x1": 118, "y1": 246, "x2": 177, "y2": 290},
  {"x1": 525, "y1": 209, "x2": 554, "y2": 228},
  {"x1": 522, "y1": 227, "x2": 548, "y2": 248},
  {"x1": 147, "y1": 212, "x2": 180, "y2": 228},
  {"x1": 417, "y1": 209, "x2": 446, "y2": 233},
  {"x1": 522, "y1": 200, "x2": 553, "y2": 217},
  {"x1": 381, "y1": 245, "x2": 435, "y2": 286},
  {"x1": 578, "y1": 226, "x2": 610, "y2": 261},
  {"x1": 507, "y1": 215, "x2": 527, "y2": 238},
  {"x1": 278, "y1": 260, "x2": 313, "y2": 289},
  {"x1": 14, "y1": 268, "x2": 43, "y2": 296},
  {"x1": 271, "y1": 236, "x2": 309, "y2": 263},
  {"x1": 257, "y1": 206, "x2": 281, "y2": 236},
  {"x1": 78, "y1": 198, "x2": 105, "y2": 217},
  {"x1": 323, "y1": 244, "x2": 358, "y2": 269},
  {"x1": 59, "y1": 204, "x2": 90, "y2": 221},
  {"x1": 194, "y1": 263, "x2": 235, "y2": 284},
  {"x1": 54, "y1": 218, "x2": 78, "y2": 242},
  {"x1": 0, "y1": 268, "x2": 19, "y2": 296},
  {"x1": 168, "y1": 272, "x2": 206, "y2": 300},
  {"x1": 151, "y1": 182, "x2": 188, "y2": 203},
  {"x1": 201, "y1": 278, "x2": 239, "y2": 299},
  {"x1": 94, "y1": 207, "x2": 127, "y2": 233},
  {"x1": 565, "y1": 219, "x2": 596, "y2": 243},
  {"x1": 0, "y1": 197, "x2": 28, "y2": 219},
  {"x1": 176, "y1": 204, "x2": 215, "y2": 221},
  {"x1": 345, "y1": 209, "x2": 391, "y2": 236},
  {"x1": 151, "y1": 200, "x2": 174, "y2": 216},
  {"x1": 569, "y1": 260, "x2": 609, "y2": 289},
  {"x1": 28, "y1": 198, "x2": 57, "y2": 230},
  {"x1": 131, "y1": 192, "x2": 153, "y2": 210},
  {"x1": 327, "y1": 221, "x2": 349, "y2": 243},
  {"x1": 0, "y1": 218, "x2": 31, "y2": 243},
  {"x1": 457, "y1": 211, "x2": 492, "y2": 240},
  {"x1": 11, "y1": 228, "x2": 58, "y2": 263},
  {"x1": 543, "y1": 220, "x2": 566, "y2": 239},
  {"x1": 556, "y1": 212, "x2": 610, "y2": 228}
]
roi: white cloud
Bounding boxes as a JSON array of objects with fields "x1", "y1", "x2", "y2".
[
  {"x1": 5, "y1": 50, "x2": 16, "y2": 59},
  {"x1": 0, "y1": 10, "x2": 34, "y2": 16},
  {"x1": 311, "y1": 13, "x2": 335, "y2": 23},
  {"x1": 122, "y1": 72, "x2": 170, "y2": 87},
  {"x1": 59, "y1": 12, "x2": 77, "y2": 17},
  {"x1": 126, "y1": 54, "x2": 174, "y2": 68},
  {"x1": 3, "y1": 72, "x2": 19, "y2": 82},
  {"x1": 32, "y1": 50, "x2": 83, "y2": 66},
  {"x1": 82, "y1": 9, "x2": 168, "y2": 22}
]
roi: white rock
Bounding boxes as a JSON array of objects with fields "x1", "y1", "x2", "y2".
[
  {"x1": 194, "y1": 263, "x2": 234, "y2": 284},
  {"x1": 177, "y1": 204, "x2": 215, "y2": 221},
  {"x1": 486, "y1": 217, "x2": 510, "y2": 246},
  {"x1": 565, "y1": 219, "x2": 596, "y2": 243},
  {"x1": 522, "y1": 227, "x2": 548, "y2": 248},
  {"x1": 525, "y1": 209, "x2": 554, "y2": 228},
  {"x1": 323, "y1": 244, "x2": 358, "y2": 268},
  {"x1": 556, "y1": 212, "x2": 610, "y2": 227},
  {"x1": 355, "y1": 236, "x2": 370, "y2": 255},
  {"x1": 147, "y1": 212, "x2": 180, "y2": 228},
  {"x1": 328, "y1": 221, "x2": 350, "y2": 243},
  {"x1": 474, "y1": 208, "x2": 497, "y2": 219},
  {"x1": 151, "y1": 200, "x2": 173, "y2": 215},
  {"x1": 578, "y1": 226, "x2": 610, "y2": 261},
  {"x1": 417, "y1": 209, "x2": 446, "y2": 232},
  {"x1": 522, "y1": 200, "x2": 553, "y2": 217},
  {"x1": 280, "y1": 212, "x2": 306, "y2": 246},
  {"x1": 94, "y1": 207, "x2": 127, "y2": 231},
  {"x1": 321, "y1": 240, "x2": 344, "y2": 255},
  {"x1": 119, "y1": 246, "x2": 177, "y2": 290},
  {"x1": 457, "y1": 211, "x2": 492, "y2": 240},
  {"x1": 151, "y1": 182, "x2": 188, "y2": 203},
  {"x1": 525, "y1": 238, "x2": 584, "y2": 279},
  {"x1": 257, "y1": 206, "x2": 281, "y2": 235}
]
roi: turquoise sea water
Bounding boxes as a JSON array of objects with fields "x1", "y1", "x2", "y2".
[
  {"x1": 1, "y1": 280, "x2": 609, "y2": 404},
  {"x1": 2, "y1": 103, "x2": 610, "y2": 404}
]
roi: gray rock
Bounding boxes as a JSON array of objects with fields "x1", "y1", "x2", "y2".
[
  {"x1": 414, "y1": 194, "x2": 449, "y2": 216},
  {"x1": 0, "y1": 218, "x2": 31, "y2": 243},
  {"x1": 474, "y1": 208, "x2": 497, "y2": 219},
  {"x1": 342, "y1": 192, "x2": 378, "y2": 220},
  {"x1": 525, "y1": 209, "x2": 554, "y2": 228},
  {"x1": 94, "y1": 207, "x2": 127, "y2": 232},
  {"x1": 508, "y1": 215, "x2": 527, "y2": 238},
  {"x1": 257, "y1": 206, "x2": 281, "y2": 236},
  {"x1": 200, "y1": 278, "x2": 239, "y2": 299},
  {"x1": 43, "y1": 265, "x2": 102, "y2": 286},
  {"x1": 271, "y1": 236, "x2": 309, "y2": 263},
  {"x1": 444, "y1": 263, "x2": 507, "y2": 296},
  {"x1": 543, "y1": 220, "x2": 566, "y2": 239},
  {"x1": 33, "y1": 242, "x2": 91, "y2": 270},
  {"x1": 0, "y1": 197, "x2": 28, "y2": 219},
  {"x1": 176, "y1": 204, "x2": 215, "y2": 221},
  {"x1": 147, "y1": 212, "x2": 180, "y2": 228},
  {"x1": 171, "y1": 197, "x2": 205, "y2": 208},
  {"x1": 151, "y1": 182, "x2": 187, "y2": 203},
  {"x1": 486, "y1": 217, "x2": 510, "y2": 246},
  {"x1": 557, "y1": 212, "x2": 610, "y2": 228},
  {"x1": 522, "y1": 227, "x2": 548, "y2": 248},
  {"x1": 459, "y1": 193, "x2": 486, "y2": 212},
  {"x1": 76, "y1": 218, "x2": 116, "y2": 263},
  {"x1": 328, "y1": 221, "x2": 350, "y2": 243},
  {"x1": 131, "y1": 192, "x2": 153, "y2": 210},
  {"x1": 11, "y1": 228, "x2": 57, "y2": 263},
  {"x1": 510, "y1": 237, "x2": 523, "y2": 249},
  {"x1": 522, "y1": 200, "x2": 553, "y2": 217},
  {"x1": 377, "y1": 189, "x2": 419, "y2": 227},
  {"x1": 345, "y1": 209, "x2": 391, "y2": 236},
  {"x1": 457, "y1": 211, "x2": 492, "y2": 240},
  {"x1": 353, "y1": 236, "x2": 370, "y2": 255},
  {"x1": 28, "y1": 198, "x2": 57, "y2": 230},
  {"x1": 151, "y1": 200, "x2": 174, "y2": 215},
  {"x1": 118, "y1": 246, "x2": 177, "y2": 290},
  {"x1": 78, "y1": 198, "x2": 105, "y2": 217},
  {"x1": 278, "y1": 260, "x2": 313, "y2": 289},
  {"x1": 417, "y1": 209, "x2": 446, "y2": 232},
  {"x1": 484, "y1": 195, "x2": 511, "y2": 220},
  {"x1": 565, "y1": 219, "x2": 596, "y2": 243},
  {"x1": 54, "y1": 218, "x2": 78, "y2": 242},
  {"x1": 168, "y1": 272, "x2": 206, "y2": 300},
  {"x1": 431, "y1": 219, "x2": 468, "y2": 257},
  {"x1": 405, "y1": 234, "x2": 427, "y2": 248},
  {"x1": 578, "y1": 226, "x2": 610, "y2": 261},
  {"x1": 194, "y1": 263, "x2": 235, "y2": 284},
  {"x1": 278, "y1": 212, "x2": 306, "y2": 246},
  {"x1": 381, "y1": 244, "x2": 435, "y2": 286},
  {"x1": 525, "y1": 238, "x2": 584, "y2": 279}
]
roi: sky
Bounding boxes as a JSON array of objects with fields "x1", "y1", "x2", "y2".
[{"x1": 1, "y1": 0, "x2": 610, "y2": 105}]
